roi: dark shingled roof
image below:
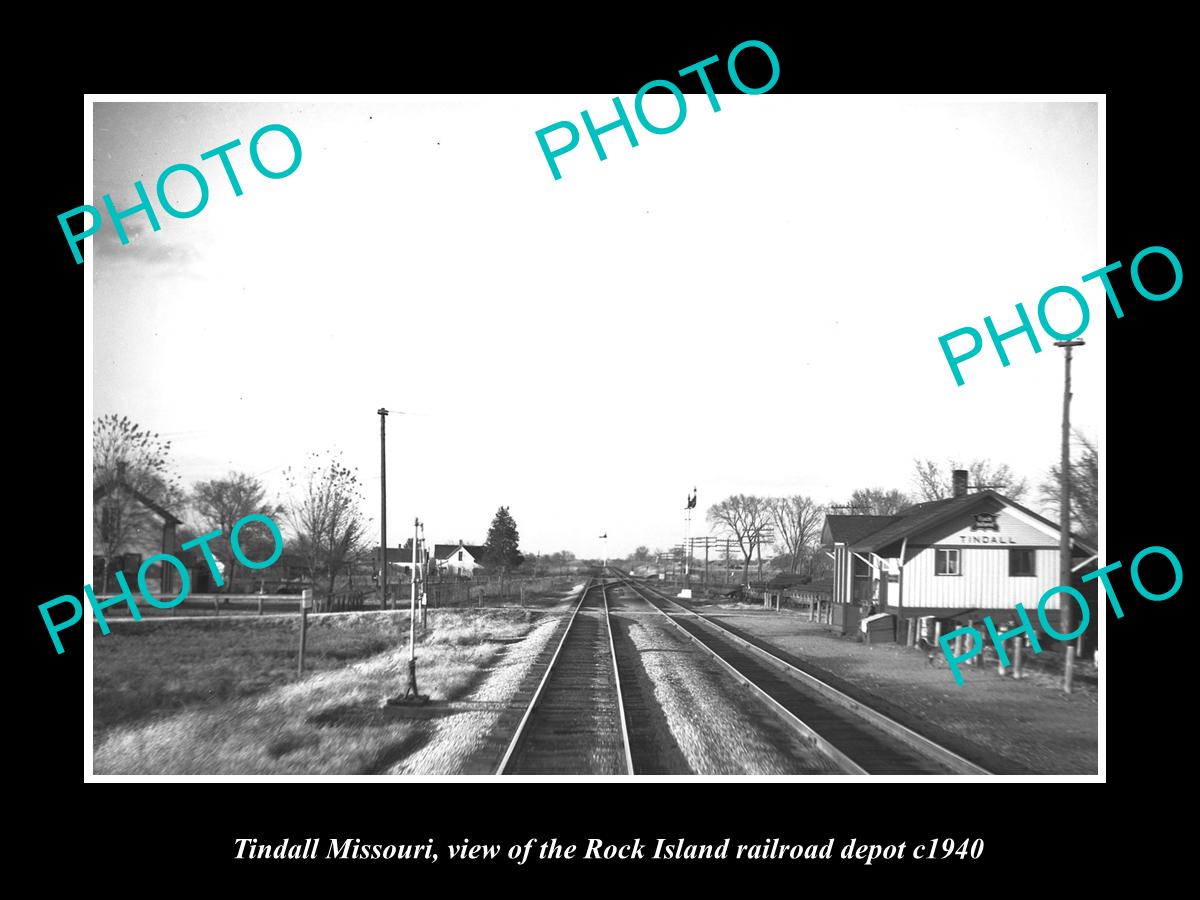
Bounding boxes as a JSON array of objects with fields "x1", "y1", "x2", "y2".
[
  {"x1": 846, "y1": 490, "x2": 1096, "y2": 557},
  {"x1": 434, "y1": 543, "x2": 486, "y2": 561},
  {"x1": 848, "y1": 493, "x2": 986, "y2": 554},
  {"x1": 93, "y1": 478, "x2": 182, "y2": 525},
  {"x1": 823, "y1": 515, "x2": 902, "y2": 546},
  {"x1": 374, "y1": 547, "x2": 418, "y2": 564}
]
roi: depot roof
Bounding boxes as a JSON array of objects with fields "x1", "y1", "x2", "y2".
[
  {"x1": 822, "y1": 515, "x2": 902, "y2": 546},
  {"x1": 834, "y1": 490, "x2": 1096, "y2": 557}
]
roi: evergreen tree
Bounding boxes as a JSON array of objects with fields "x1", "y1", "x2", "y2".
[{"x1": 482, "y1": 506, "x2": 524, "y2": 570}]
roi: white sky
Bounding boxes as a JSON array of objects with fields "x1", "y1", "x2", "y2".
[{"x1": 90, "y1": 96, "x2": 1101, "y2": 558}]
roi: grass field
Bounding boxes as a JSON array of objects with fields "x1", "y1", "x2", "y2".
[
  {"x1": 93, "y1": 613, "x2": 403, "y2": 738},
  {"x1": 92, "y1": 609, "x2": 552, "y2": 774}
]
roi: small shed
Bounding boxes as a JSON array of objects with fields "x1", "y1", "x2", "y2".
[{"x1": 861, "y1": 612, "x2": 897, "y2": 645}]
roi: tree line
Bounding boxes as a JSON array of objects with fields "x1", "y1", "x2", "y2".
[
  {"x1": 700, "y1": 452, "x2": 1097, "y2": 586},
  {"x1": 92, "y1": 414, "x2": 532, "y2": 598}
]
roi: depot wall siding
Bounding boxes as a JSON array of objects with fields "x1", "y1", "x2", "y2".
[{"x1": 899, "y1": 546, "x2": 1061, "y2": 611}]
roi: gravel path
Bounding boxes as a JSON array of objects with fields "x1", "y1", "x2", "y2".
[
  {"x1": 385, "y1": 616, "x2": 564, "y2": 774},
  {"x1": 388, "y1": 601, "x2": 846, "y2": 775},
  {"x1": 614, "y1": 610, "x2": 841, "y2": 774},
  {"x1": 702, "y1": 610, "x2": 1097, "y2": 774}
]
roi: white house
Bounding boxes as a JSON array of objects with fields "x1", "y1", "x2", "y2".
[{"x1": 433, "y1": 542, "x2": 486, "y2": 577}]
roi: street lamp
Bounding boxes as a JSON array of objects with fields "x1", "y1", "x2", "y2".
[{"x1": 1055, "y1": 339, "x2": 1084, "y2": 694}]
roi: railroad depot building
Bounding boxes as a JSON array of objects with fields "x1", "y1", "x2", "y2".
[{"x1": 821, "y1": 471, "x2": 1096, "y2": 642}]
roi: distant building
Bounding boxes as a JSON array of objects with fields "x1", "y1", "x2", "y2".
[
  {"x1": 822, "y1": 470, "x2": 1096, "y2": 639},
  {"x1": 93, "y1": 477, "x2": 183, "y2": 592},
  {"x1": 371, "y1": 540, "x2": 487, "y2": 581},
  {"x1": 374, "y1": 546, "x2": 421, "y2": 582},
  {"x1": 433, "y1": 541, "x2": 486, "y2": 577}
]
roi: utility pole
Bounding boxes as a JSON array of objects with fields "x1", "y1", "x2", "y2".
[
  {"x1": 1055, "y1": 339, "x2": 1085, "y2": 694},
  {"x1": 377, "y1": 408, "x2": 389, "y2": 610}
]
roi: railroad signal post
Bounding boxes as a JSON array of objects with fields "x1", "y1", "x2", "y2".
[
  {"x1": 679, "y1": 488, "x2": 697, "y2": 599},
  {"x1": 389, "y1": 517, "x2": 428, "y2": 706}
]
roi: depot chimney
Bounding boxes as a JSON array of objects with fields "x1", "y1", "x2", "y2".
[{"x1": 952, "y1": 469, "x2": 969, "y2": 498}]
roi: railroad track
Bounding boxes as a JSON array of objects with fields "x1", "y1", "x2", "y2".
[
  {"x1": 609, "y1": 568, "x2": 991, "y2": 775},
  {"x1": 497, "y1": 577, "x2": 634, "y2": 775}
]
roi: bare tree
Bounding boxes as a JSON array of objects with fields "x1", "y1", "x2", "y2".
[
  {"x1": 283, "y1": 451, "x2": 370, "y2": 609},
  {"x1": 912, "y1": 458, "x2": 1028, "y2": 502},
  {"x1": 190, "y1": 472, "x2": 283, "y2": 590},
  {"x1": 831, "y1": 487, "x2": 911, "y2": 516},
  {"x1": 93, "y1": 415, "x2": 183, "y2": 590},
  {"x1": 768, "y1": 495, "x2": 824, "y2": 574},
  {"x1": 707, "y1": 494, "x2": 768, "y2": 585},
  {"x1": 1038, "y1": 430, "x2": 1098, "y2": 546}
]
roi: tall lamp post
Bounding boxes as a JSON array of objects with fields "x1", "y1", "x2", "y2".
[{"x1": 1055, "y1": 339, "x2": 1085, "y2": 694}]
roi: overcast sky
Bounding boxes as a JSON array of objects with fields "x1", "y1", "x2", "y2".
[{"x1": 90, "y1": 97, "x2": 1101, "y2": 558}]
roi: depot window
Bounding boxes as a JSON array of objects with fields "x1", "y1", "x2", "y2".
[
  {"x1": 935, "y1": 548, "x2": 960, "y2": 576},
  {"x1": 1009, "y1": 548, "x2": 1036, "y2": 577}
]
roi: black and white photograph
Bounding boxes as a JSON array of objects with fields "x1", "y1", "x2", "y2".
[{"x1": 78, "y1": 91, "x2": 1114, "y2": 780}]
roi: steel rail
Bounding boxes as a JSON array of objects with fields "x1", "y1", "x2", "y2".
[
  {"x1": 601, "y1": 579, "x2": 636, "y2": 775},
  {"x1": 613, "y1": 570, "x2": 869, "y2": 774},
  {"x1": 611, "y1": 567, "x2": 991, "y2": 776},
  {"x1": 495, "y1": 577, "x2": 594, "y2": 775}
]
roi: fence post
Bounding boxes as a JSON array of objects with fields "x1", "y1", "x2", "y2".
[
  {"x1": 298, "y1": 589, "x2": 311, "y2": 676},
  {"x1": 258, "y1": 595, "x2": 264, "y2": 616},
  {"x1": 213, "y1": 596, "x2": 220, "y2": 616}
]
